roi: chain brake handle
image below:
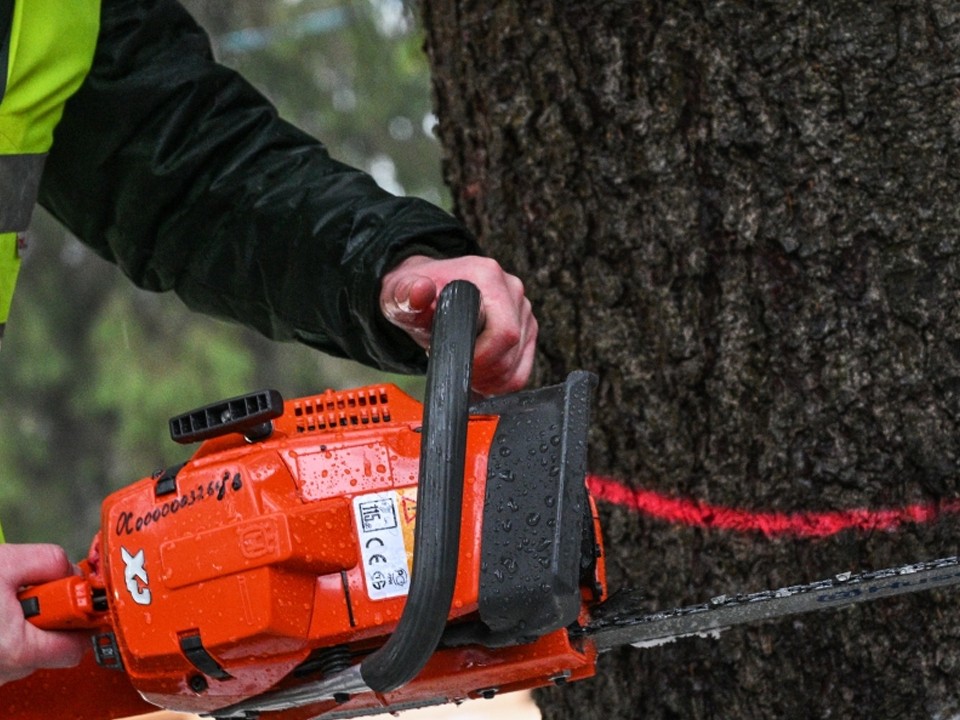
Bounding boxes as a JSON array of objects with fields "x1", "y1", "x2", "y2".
[{"x1": 359, "y1": 280, "x2": 480, "y2": 692}]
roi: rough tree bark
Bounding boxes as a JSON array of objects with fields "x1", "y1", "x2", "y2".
[{"x1": 421, "y1": 2, "x2": 960, "y2": 718}]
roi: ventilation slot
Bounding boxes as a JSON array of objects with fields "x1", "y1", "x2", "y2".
[{"x1": 293, "y1": 387, "x2": 391, "y2": 433}]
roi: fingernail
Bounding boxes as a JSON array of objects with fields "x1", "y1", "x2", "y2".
[{"x1": 394, "y1": 280, "x2": 417, "y2": 314}]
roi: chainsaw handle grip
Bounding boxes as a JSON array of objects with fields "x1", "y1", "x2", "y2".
[
  {"x1": 359, "y1": 280, "x2": 479, "y2": 694},
  {"x1": 18, "y1": 574, "x2": 105, "y2": 631}
]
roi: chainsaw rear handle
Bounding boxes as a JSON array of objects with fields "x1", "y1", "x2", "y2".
[
  {"x1": 17, "y1": 562, "x2": 107, "y2": 631},
  {"x1": 358, "y1": 279, "x2": 479, "y2": 693}
]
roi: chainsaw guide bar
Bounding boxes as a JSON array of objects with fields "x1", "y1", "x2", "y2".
[{"x1": 581, "y1": 555, "x2": 960, "y2": 651}]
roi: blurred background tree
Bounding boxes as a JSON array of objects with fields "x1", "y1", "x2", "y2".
[{"x1": 0, "y1": 0, "x2": 441, "y2": 557}]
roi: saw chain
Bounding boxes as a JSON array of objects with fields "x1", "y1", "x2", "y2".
[{"x1": 580, "y1": 555, "x2": 960, "y2": 650}]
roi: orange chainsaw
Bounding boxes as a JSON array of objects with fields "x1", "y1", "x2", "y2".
[{"x1": 4, "y1": 281, "x2": 960, "y2": 720}]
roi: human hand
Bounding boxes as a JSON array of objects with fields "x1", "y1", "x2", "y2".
[
  {"x1": 380, "y1": 255, "x2": 538, "y2": 396},
  {"x1": 0, "y1": 544, "x2": 87, "y2": 685}
]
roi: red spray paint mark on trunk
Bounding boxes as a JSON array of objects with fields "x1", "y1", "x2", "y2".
[{"x1": 585, "y1": 475, "x2": 960, "y2": 538}]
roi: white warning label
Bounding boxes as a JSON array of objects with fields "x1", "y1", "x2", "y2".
[{"x1": 353, "y1": 491, "x2": 411, "y2": 600}]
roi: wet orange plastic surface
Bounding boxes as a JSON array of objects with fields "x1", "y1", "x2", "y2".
[{"x1": 2, "y1": 384, "x2": 606, "y2": 719}]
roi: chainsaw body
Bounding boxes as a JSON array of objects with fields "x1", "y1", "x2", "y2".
[
  {"x1": 7, "y1": 283, "x2": 604, "y2": 719},
  {"x1": 10, "y1": 370, "x2": 603, "y2": 718}
]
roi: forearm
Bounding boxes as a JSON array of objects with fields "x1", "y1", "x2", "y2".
[{"x1": 38, "y1": 0, "x2": 479, "y2": 373}]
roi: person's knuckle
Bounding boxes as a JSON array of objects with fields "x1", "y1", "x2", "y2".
[
  {"x1": 506, "y1": 273, "x2": 525, "y2": 296},
  {"x1": 525, "y1": 311, "x2": 538, "y2": 335},
  {"x1": 45, "y1": 544, "x2": 70, "y2": 567},
  {"x1": 500, "y1": 324, "x2": 522, "y2": 350},
  {"x1": 472, "y1": 257, "x2": 502, "y2": 280}
]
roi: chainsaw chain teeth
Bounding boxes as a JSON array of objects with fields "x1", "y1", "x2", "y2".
[{"x1": 582, "y1": 556, "x2": 960, "y2": 651}]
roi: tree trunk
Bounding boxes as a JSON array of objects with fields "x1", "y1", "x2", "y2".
[{"x1": 421, "y1": 1, "x2": 960, "y2": 717}]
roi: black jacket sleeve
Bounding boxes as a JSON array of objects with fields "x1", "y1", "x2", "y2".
[{"x1": 37, "y1": 0, "x2": 480, "y2": 374}]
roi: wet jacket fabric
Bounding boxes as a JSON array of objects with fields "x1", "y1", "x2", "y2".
[{"x1": 37, "y1": 0, "x2": 480, "y2": 374}]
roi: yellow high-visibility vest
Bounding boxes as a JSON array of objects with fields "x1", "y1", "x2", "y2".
[{"x1": 0, "y1": 0, "x2": 100, "y2": 339}]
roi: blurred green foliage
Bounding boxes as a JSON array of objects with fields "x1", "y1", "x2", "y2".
[{"x1": 0, "y1": 0, "x2": 439, "y2": 556}]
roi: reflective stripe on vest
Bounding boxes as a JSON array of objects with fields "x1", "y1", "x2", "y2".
[
  {"x1": 0, "y1": 0, "x2": 100, "y2": 332},
  {"x1": 0, "y1": 151, "x2": 43, "y2": 231}
]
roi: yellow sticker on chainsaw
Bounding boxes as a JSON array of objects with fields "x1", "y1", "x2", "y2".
[{"x1": 353, "y1": 488, "x2": 417, "y2": 600}]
